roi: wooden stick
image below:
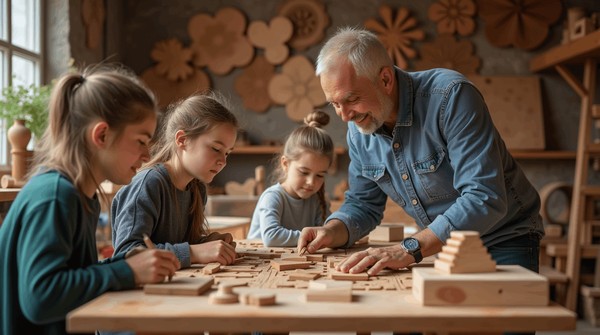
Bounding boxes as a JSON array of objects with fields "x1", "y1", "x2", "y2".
[
  {"x1": 143, "y1": 234, "x2": 172, "y2": 282},
  {"x1": 298, "y1": 246, "x2": 307, "y2": 256}
]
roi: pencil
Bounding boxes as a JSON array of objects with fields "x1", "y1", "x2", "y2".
[
  {"x1": 143, "y1": 233, "x2": 156, "y2": 249},
  {"x1": 142, "y1": 234, "x2": 172, "y2": 282},
  {"x1": 298, "y1": 246, "x2": 307, "y2": 256}
]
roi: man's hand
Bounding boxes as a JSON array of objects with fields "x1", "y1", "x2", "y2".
[{"x1": 336, "y1": 245, "x2": 414, "y2": 276}]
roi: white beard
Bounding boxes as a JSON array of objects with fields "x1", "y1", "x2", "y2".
[{"x1": 356, "y1": 90, "x2": 394, "y2": 135}]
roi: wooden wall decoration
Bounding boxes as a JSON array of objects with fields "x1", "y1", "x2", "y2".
[
  {"x1": 414, "y1": 34, "x2": 480, "y2": 74},
  {"x1": 477, "y1": 0, "x2": 562, "y2": 50},
  {"x1": 364, "y1": 5, "x2": 425, "y2": 70},
  {"x1": 428, "y1": 0, "x2": 476, "y2": 36},
  {"x1": 277, "y1": 0, "x2": 330, "y2": 51},
  {"x1": 188, "y1": 7, "x2": 254, "y2": 75},
  {"x1": 268, "y1": 55, "x2": 327, "y2": 122},
  {"x1": 234, "y1": 56, "x2": 275, "y2": 113},
  {"x1": 150, "y1": 39, "x2": 194, "y2": 81},
  {"x1": 467, "y1": 75, "x2": 545, "y2": 150},
  {"x1": 248, "y1": 16, "x2": 293, "y2": 65},
  {"x1": 81, "y1": 0, "x2": 105, "y2": 50},
  {"x1": 141, "y1": 67, "x2": 211, "y2": 109}
]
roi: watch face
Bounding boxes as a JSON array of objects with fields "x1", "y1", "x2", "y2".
[{"x1": 404, "y1": 238, "x2": 419, "y2": 251}]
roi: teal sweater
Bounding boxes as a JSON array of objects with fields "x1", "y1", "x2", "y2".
[{"x1": 0, "y1": 171, "x2": 135, "y2": 335}]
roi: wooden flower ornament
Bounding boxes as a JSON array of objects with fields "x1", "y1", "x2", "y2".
[
  {"x1": 150, "y1": 39, "x2": 194, "y2": 81},
  {"x1": 234, "y1": 56, "x2": 275, "y2": 113},
  {"x1": 248, "y1": 16, "x2": 293, "y2": 65},
  {"x1": 277, "y1": 0, "x2": 330, "y2": 51},
  {"x1": 415, "y1": 34, "x2": 480, "y2": 74},
  {"x1": 477, "y1": 0, "x2": 562, "y2": 50},
  {"x1": 364, "y1": 5, "x2": 425, "y2": 70},
  {"x1": 428, "y1": 0, "x2": 476, "y2": 36},
  {"x1": 268, "y1": 56, "x2": 326, "y2": 122},
  {"x1": 188, "y1": 7, "x2": 254, "y2": 75}
]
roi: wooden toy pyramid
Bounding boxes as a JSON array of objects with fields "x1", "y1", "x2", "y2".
[{"x1": 434, "y1": 231, "x2": 496, "y2": 274}]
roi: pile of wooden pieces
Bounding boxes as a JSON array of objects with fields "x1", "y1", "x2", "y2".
[{"x1": 434, "y1": 231, "x2": 496, "y2": 273}]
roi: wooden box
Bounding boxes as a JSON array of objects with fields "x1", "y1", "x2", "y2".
[
  {"x1": 581, "y1": 285, "x2": 600, "y2": 327},
  {"x1": 413, "y1": 265, "x2": 549, "y2": 306}
]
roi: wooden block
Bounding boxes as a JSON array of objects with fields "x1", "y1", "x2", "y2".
[
  {"x1": 218, "y1": 279, "x2": 249, "y2": 294},
  {"x1": 305, "y1": 254, "x2": 324, "y2": 262},
  {"x1": 144, "y1": 276, "x2": 214, "y2": 296},
  {"x1": 241, "y1": 292, "x2": 277, "y2": 306},
  {"x1": 412, "y1": 265, "x2": 549, "y2": 306},
  {"x1": 280, "y1": 254, "x2": 308, "y2": 261},
  {"x1": 450, "y1": 230, "x2": 481, "y2": 240},
  {"x1": 329, "y1": 270, "x2": 369, "y2": 281},
  {"x1": 289, "y1": 270, "x2": 321, "y2": 281},
  {"x1": 369, "y1": 224, "x2": 404, "y2": 242},
  {"x1": 270, "y1": 259, "x2": 312, "y2": 271},
  {"x1": 306, "y1": 280, "x2": 353, "y2": 302},
  {"x1": 437, "y1": 251, "x2": 494, "y2": 264},
  {"x1": 308, "y1": 279, "x2": 352, "y2": 290},
  {"x1": 434, "y1": 258, "x2": 496, "y2": 274},
  {"x1": 208, "y1": 291, "x2": 239, "y2": 304},
  {"x1": 202, "y1": 262, "x2": 221, "y2": 275}
]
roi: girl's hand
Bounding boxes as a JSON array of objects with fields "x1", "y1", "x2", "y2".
[
  {"x1": 125, "y1": 249, "x2": 180, "y2": 285},
  {"x1": 201, "y1": 231, "x2": 235, "y2": 246},
  {"x1": 190, "y1": 240, "x2": 237, "y2": 265}
]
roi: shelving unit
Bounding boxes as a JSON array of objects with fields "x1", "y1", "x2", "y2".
[
  {"x1": 232, "y1": 145, "x2": 346, "y2": 155},
  {"x1": 510, "y1": 150, "x2": 576, "y2": 160},
  {"x1": 530, "y1": 28, "x2": 600, "y2": 311}
]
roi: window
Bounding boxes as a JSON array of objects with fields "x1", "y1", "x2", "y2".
[{"x1": 0, "y1": 0, "x2": 43, "y2": 165}]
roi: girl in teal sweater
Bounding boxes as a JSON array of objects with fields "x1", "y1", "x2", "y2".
[{"x1": 0, "y1": 65, "x2": 180, "y2": 335}]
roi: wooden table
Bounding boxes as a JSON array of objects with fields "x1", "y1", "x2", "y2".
[
  {"x1": 0, "y1": 188, "x2": 20, "y2": 202},
  {"x1": 67, "y1": 242, "x2": 576, "y2": 334},
  {"x1": 206, "y1": 215, "x2": 251, "y2": 240}
]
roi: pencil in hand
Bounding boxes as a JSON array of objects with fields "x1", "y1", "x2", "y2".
[
  {"x1": 298, "y1": 246, "x2": 307, "y2": 256},
  {"x1": 143, "y1": 233, "x2": 156, "y2": 249},
  {"x1": 142, "y1": 233, "x2": 172, "y2": 282}
]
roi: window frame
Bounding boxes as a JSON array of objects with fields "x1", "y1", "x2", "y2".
[{"x1": 0, "y1": 0, "x2": 44, "y2": 166}]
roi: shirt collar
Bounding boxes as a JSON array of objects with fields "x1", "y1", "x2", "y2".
[{"x1": 374, "y1": 66, "x2": 413, "y2": 136}]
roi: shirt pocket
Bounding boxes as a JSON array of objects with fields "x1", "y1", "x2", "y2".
[
  {"x1": 361, "y1": 164, "x2": 405, "y2": 206},
  {"x1": 412, "y1": 148, "x2": 459, "y2": 200}
]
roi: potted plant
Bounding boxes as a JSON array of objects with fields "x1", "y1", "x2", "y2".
[
  {"x1": 0, "y1": 83, "x2": 52, "y2": 141},
  {"x1": 0, "y1": 83, "x2": 51, "y2": 187}
]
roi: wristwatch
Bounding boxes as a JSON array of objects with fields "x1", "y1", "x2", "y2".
[{"x1": 400, "y1": 237, "x2": 423, "y2": 264}]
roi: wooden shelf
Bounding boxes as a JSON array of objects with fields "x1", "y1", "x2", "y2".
[
  {"x1": 232, "y1": 145, "x2": 347, "y2": 155},
  {"x1": 510, "y1": 150, "x2": 576, "y2": 159},
  {"x1": 530, "y1": 29, "x2": 600, "y2": 72}
]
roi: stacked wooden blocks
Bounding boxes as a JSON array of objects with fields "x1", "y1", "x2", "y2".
[
  {"x1": 413, "y1": 231, "x2": 549, "y2": 306},
  {"x1": 434, "y1": 231, "x2": 496, "y2": 273}
]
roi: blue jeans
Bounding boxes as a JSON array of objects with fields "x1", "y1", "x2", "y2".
[
  {"x1": 488, "y1": 232, "x2": 541, "y2": 335},
  {"x1": 487, "y1": 232, "x2": 541, "y2": 273}
]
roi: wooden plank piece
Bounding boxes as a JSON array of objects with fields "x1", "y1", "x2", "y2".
[
  {"x1": 144, "y1": 276, "x2": 214, "y2": 296},
  {"x1": 413, "y1": 265, "x2": 549, "y2": 306}
]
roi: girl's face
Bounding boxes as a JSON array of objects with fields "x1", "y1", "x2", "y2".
[
  {"x1": 180, "y1": 122, "x2": 237, "y2": 183},
  {"x1": 101, "y1": 114, "x2": 157, "y2": 186},
  {"x1": 281, "y1": 151, "x2": 330, "y2": 199}
]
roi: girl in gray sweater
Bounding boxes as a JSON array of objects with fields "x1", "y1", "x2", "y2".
[{"x1": 112, "y1": 93, "x2": 238, "y2": 268}]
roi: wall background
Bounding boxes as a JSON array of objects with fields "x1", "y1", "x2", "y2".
[{"x1": 46, "y1": 0, "x2": 600, "y2": 204}]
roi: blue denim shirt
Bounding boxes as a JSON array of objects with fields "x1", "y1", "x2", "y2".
[{"x1": 328, "y1": 67, "x2": 544, "y2": 248}]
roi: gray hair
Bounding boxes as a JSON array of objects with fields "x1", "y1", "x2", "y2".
[{"x1": 316, "y1": 27, "x2": 393, "y2": 81}]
